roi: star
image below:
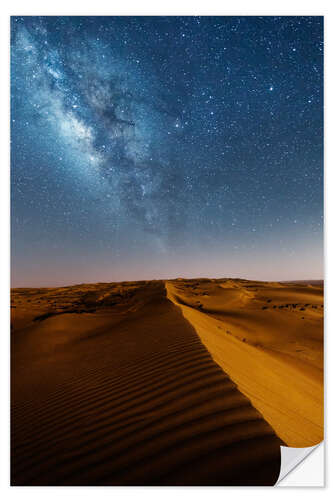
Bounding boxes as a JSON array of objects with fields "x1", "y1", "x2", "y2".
[{"x1": 10, "y1": 15, "x2": 323, "y2": 284}]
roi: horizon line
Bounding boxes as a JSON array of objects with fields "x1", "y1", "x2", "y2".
[{"x1": 10, "y1": 276, "x2": 324, "y2": 289}]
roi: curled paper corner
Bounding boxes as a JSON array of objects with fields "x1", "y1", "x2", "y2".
[{"x1": 277, "y1": 442, "x2": 324, "y2": 486}]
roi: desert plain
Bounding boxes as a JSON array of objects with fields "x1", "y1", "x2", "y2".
[{"x1": 11, "y1": 278, "x2": 323, "y2": 485}]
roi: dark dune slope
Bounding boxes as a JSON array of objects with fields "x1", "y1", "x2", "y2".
[{"x1": 11, "y1": 281, "x2": 282, "y2": 485}]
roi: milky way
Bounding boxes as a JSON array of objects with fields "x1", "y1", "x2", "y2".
[{"x1": 11, "y1": 16, "x2": 323, "y2": 285}]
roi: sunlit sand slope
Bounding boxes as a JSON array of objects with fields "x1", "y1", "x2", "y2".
[
  {"x1": 11, "y1": 281, "x2": 282, "y2": 485},
  {"x1": 166, "y1": 279, "x2": 323, "y2": 447}
]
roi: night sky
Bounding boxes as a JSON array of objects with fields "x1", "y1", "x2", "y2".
[{"x1": 11, "y1": 16, "x2": 323, "y2": 287}]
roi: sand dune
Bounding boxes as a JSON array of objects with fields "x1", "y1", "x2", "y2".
[
  {"x1": 166, "y1": 279, "x2": 323, "y2": 447},
  {"x1": 11, "y1": 281, "x2": 282, "y2": 485}
]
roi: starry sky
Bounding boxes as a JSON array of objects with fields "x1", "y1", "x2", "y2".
[{"x1": 11, "y1": 16, "x2": 323, "y2": 287}]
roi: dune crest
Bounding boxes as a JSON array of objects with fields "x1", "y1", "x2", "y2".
[{"x1": 166, "y1": 279, "x2": 323, "y2": 447}]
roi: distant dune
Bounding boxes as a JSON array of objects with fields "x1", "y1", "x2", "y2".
[
  {"x1": 281, "y1": 279, "x2": 324, "y2": 286},
  {"x1": 11, "y1": 278, "x2": 323, "y2": 485}
]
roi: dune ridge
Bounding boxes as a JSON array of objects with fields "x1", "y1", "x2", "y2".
[
  {"x1": 11, "y1": 280, "x2": 282, "y2": 485},
  {"x1": 166, "y1": 279, "x2": 323, "y2": 447}
]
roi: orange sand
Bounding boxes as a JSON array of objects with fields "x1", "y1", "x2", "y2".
[
  {"x1": 166, "y1": 278, "x2": 323, "y2": 447},
  {"x1": 11, "y1": 280, "x2": 283, "y2": 485}
]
